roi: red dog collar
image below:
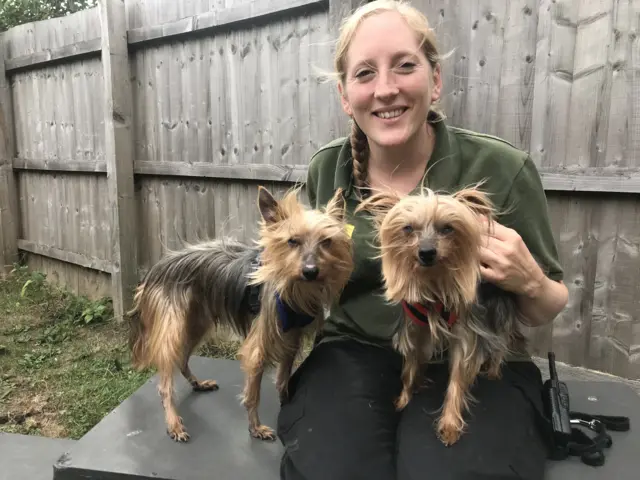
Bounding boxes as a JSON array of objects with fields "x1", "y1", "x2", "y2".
[{"x1": 401, "y1": 300, "x2": 457, "y2": 328}]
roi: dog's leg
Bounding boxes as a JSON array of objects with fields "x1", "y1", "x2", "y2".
[
  {"x1": 275, "y1": 331, "x2": 301, "y2": 404},
  {"x1": 486, "y1": 354, "x2": 503, "y2": 380},
  {"x1": 242, "y1": 360, "x2": 275, "y2": 441},
  {"x1": 180, "y1": 358, "x2": 219, "y2": 392},
  {"x1": 437, "y1": 340, "x2": 482, "y2": 446},
  {"x1": 158, "y1": 368, "x2": 190, "y2": 442},
  {"x1": 395, "y1": 354, "x2": 420, "y2": 410},
  {"x1": 394, "y1": 324, "x2": 432, "y2": 410},
  {"x1": 238, "y1": 328, "x2": 276, "y2": 441}
]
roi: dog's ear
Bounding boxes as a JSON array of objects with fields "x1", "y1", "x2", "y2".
[
  {"x1": 453, "y1": 186, "x2": 495, "y2": 219},
  {"x1": 355, "y1": 190, "x2": 402, "y2": 230},
  {"x1": 257, "y1": 186, "x2": 283, "y2": 224},
  {"x1": 355, "y1": 190, "x2": 401, "y2": 217},
  {"x1": 325, "y1": 188, "x2": 346, "y2": 223}
]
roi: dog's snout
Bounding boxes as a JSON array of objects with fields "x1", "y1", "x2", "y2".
[
  {"x1": 302, "y1": 264, "x2": 319, "y2": 280},
  {"x1": 418, "y1": 242, "x2": 438, "y2": 267}
]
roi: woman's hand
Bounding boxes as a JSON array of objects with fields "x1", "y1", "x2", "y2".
[
  {"x1": 478, "y1": 217, "x2": 545, "y2": 297},
  {"x1": 478, "y1": 216, "x2": 569, "y2": 327}
]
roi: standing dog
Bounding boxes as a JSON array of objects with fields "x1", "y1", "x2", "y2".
[
  {"x1": 357, "y1": 186, "x2": 527, "y2": 446},
  {"x1": 128, "y1": 186, "x2": 353, "y2": 442}
]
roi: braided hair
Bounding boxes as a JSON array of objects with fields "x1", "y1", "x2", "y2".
[{"x1": 350, "y1": 119, "x2": 370, "y2": 197}]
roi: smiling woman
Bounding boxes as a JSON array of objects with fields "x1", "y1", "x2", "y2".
[{"x1": 275, "y1": 1, "x2": 569, "y2": 480}]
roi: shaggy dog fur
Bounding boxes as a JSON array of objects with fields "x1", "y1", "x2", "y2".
[
  {"x1": 357, "y1": 185, "x2": 527, "y2": 446},
  {"x1": 128, "y1": 186, "x2": 354, "y2": 442}
]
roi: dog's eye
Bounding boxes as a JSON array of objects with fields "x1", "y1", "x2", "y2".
[
  {"x1": 321, "y1": 237, "x2": 332, "y2": 247},
  {"x1": 288, "y1": 238, "x2": 299, "y2": 247},
  {"x1": 440, "y1": 225, "x2": 454, "y2": 235},
  {"x1": 403, "y1": 225, "x2": 414, "y2": 234}
]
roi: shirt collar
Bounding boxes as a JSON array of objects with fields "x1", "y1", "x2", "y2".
[{"x1": 333, "y1": 115, "x2": 459, "y2": 199}]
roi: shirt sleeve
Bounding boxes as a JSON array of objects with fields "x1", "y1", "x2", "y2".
[
  {"x1": 500, "y1": 156, "x2": 564, "y2": 282},
  {"x1": 305, "y1": 156, "x2": 319, "y2": 208}
]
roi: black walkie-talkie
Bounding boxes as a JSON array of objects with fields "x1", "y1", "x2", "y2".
[{"x1": 543, "y1": 352, "x2": 573, "y2": 447}]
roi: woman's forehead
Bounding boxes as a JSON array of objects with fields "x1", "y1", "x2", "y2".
[{"x1": 347, "y1": 12, "x2": 422, "y2": 65}]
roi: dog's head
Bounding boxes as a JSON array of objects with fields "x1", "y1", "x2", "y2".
[
  {"x1": 252, "y1": 186, "x2": 354, "y2": 310},
  {"x1": 357, "y1": 185, "x2": 495, "y2": 309}
]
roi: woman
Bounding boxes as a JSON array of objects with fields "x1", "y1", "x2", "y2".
[{"x1": 276, "y1": 1, "x2": 569, "y2": 479}]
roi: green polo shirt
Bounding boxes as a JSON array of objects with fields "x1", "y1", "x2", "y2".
[{"x1": 306, "y1": 118, "x2": 564, "y2": 352}]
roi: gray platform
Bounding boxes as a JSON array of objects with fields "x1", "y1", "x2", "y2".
[
  {"x1": 51, "y1": 356, "x2": 639, "y2": 480},
  {"x1": 53, "y1": 357, "x2": 283, "y2": 480},
  {"x1": 544, "y1": 380, "x2": 639, "y2": 479},
  {"x1": 0, "y1": 432, "x2": 76, "y2": 480}
]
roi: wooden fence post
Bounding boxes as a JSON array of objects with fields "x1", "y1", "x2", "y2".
[
  {"x1": 0, "y1": 32, "x2": 20, "y2": 278},
  {"x1": 99, "y1": 0, "x2": 138, "y2": 322},
  {"x1": 328, "y1": 0, "x2": 368, "y2": 138}
]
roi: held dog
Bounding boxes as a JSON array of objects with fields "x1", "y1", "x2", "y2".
[
  {"x1": 128, "y1": 186, "x2": 354, "y2": 442},
  {"x1": 357, "y1": 186, "x2": 527, "y2": 446}
]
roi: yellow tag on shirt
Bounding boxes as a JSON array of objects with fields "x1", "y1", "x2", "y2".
[{"x1": 344, "y1": 224, "x2": 355, "y2": 238}]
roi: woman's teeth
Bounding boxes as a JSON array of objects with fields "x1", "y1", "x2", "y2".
[{"x1": 376, "y1": 109, "x2": 405, "y2": 119}]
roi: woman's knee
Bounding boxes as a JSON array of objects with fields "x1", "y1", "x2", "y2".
[
  {"x1": 277, "y1": 340, "x2": 401, "y2": 480},
  {"x1": 396, "y1": 361, "x2": 548, "y2": 480}
]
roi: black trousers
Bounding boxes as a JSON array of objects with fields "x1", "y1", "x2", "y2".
[{"x1": 277, "y1": 338, "x2": 549, "y2": 480}]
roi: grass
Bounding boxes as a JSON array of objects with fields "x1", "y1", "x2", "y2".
[{"x1": 0, "y1": 264, "x2": 241, "y2": 440}]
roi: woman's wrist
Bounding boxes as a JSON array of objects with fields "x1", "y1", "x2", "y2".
[{"x1": 516, "y1": 271, "x2": 568, "y2": 327}]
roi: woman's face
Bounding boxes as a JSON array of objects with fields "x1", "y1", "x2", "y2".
[{"x1": 339, "y1": 11, "x2": 442, "y2": 149}]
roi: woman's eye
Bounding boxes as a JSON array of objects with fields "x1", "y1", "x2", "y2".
[
  {"x1": 396, "y1": 62, "x2": 417, "y2": 73},
  {"x1": 355, "y1": 69, "x2": 373, "y2": 79},
  {"x1": 403, "y1": 225, "x2": 414, "y2": 234}
]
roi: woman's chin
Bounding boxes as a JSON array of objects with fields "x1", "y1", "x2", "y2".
[{"x1": 369, "y1": 132, "x2": 411, "y2": 148}]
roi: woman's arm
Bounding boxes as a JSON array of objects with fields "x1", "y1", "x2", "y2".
[{"x1": 479, "y1": 217, "x2": 569, "y2": 327}]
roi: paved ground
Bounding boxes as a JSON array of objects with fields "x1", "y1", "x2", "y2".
[{"x1": 0, "y1": 433, "x2": 76, "y2": 480}]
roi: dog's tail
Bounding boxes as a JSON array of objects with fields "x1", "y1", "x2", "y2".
[
  {"x1": 127, "y1": 283, "x2": 149, "y2": 369},
  {"x1": 127, "y1": 279, "x2": 187, "y2": 373}
]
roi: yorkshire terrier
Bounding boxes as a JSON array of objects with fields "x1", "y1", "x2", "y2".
[
  {"x1": 128, "y1": 186, "x2": 354, "y2": 442},
  {"x1": 357, "y1": 185, "x2": 527, "y2": 446}
]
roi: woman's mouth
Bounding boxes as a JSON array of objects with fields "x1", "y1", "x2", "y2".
[{"x1": 373, "y1": 108, "x2": 408, "y2": 120}]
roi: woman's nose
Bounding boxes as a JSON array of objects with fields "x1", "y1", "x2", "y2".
[{"x1": 374, "y1": 72, "x2": 399, "y2": 98}]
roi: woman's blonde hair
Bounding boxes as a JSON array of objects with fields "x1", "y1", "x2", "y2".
[{"x1": 332, "y1": 0, "x2": 445, "y2": 192}]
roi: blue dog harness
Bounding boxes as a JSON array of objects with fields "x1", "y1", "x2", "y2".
[
  {"x1": 245, "y1": 252, "x2": 315, "y2": 332},
  {"x1": 275, "y1": 292, "x2": 315, "y2": 332}
]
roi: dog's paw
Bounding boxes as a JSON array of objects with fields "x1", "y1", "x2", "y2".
[
  {"x1": 394, "y1": 391, "x2": 411, "y2": 411},
  {"x1": 436, "y1": 419, "x2": 462, "y2": 446},
  {"x1": 192, "y1": 379, "x2": 219, "y2": 392},
  {"x1": 250, "y1": 424, "x2": 276, "y2": 441},
  {"x1": 168, "y1": 425, "x2": 191, "y2": 443}
]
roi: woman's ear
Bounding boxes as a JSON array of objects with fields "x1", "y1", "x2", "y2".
[
  {"x1": 338, "y1": 82, "x2": 353, "y2": 116},
  {"x1": 431, "y1": 63, "x2": 442, "y2": 103}
]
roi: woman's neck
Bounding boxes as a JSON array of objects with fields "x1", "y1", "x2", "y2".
[{"x1": 367, "y1": 122, "x2": 436, "y2": 195}]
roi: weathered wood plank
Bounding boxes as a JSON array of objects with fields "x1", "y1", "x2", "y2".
[
  {"x1": 127, "y1": 0, "x2": 329, "y2": 47},
  {"x1": 100, "y1": 0, "x2": 138, "y2": 321},
  {"x1": 4, "y1": 38, "x2": 102, "y2": 74},
  {"x1": 17, "y1": 239, "x2": 112, "y2": 273},
  {"x1": 540, "y1": 168, "x2": 640, "y2": 193},
  {"x1": 0, "y1": 33, "x2": 20, "y2": 276},
  {"x1": 12, "y1": 158, "x2": 108, "y2": 173},
  {"x1": 134, "y1": 161, "x2": 308, "y2": 183}
]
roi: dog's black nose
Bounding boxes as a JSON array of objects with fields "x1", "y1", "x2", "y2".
[
  {"x1": 418, "y1": 247, "x2": 437, "y2": 266},
  {"x1": 302, "y1": 265, "x2": 319, "y2": 280}
]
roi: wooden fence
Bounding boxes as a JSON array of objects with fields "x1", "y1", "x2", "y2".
[{"x1": 0, "y1": 0, "x2": 638, "y2": 379}]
